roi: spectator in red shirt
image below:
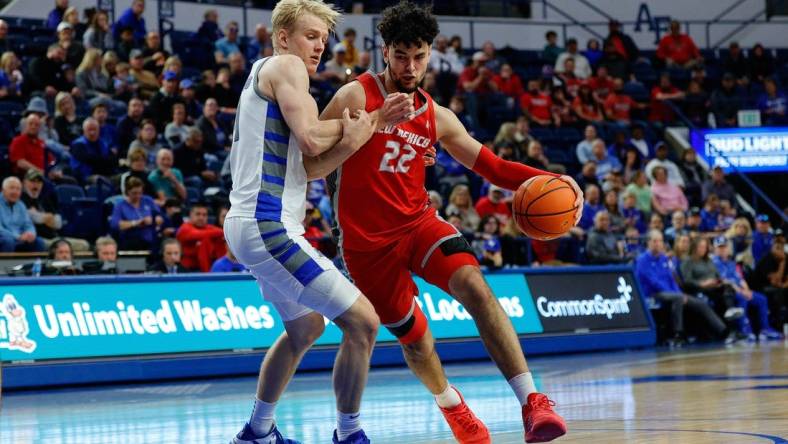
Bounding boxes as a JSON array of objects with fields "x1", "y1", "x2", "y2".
[
  {"x1": 520, "y1": 79, "x2": 555, "y2": 126},
  {"x1": 492, "y1": 63, "x2": 524, "y2": 99},
  {"x1": 572, "y1": 84, "x2": 604, "y2": 124},
  {"x1": 457, "y1": 51, "x2": 496, "y2": 95},
  {"x1": 9, "y1": 114, "x2": 57, "y2": 177},
  {"x1": 589, "y1": 66, "x2": 615, "y2": 102},
  {"x1": 649, "y1": 72, "x2": 685, "y2": 123},
  {"x1": 554, "y1": 58, "x2": 584, "y2": 98},
  {"x1": 656, "y1": 20, "x2": 702, "y2": 69},
  {"x1": 604, "y1": 78, "x2": 646, "y2": 124},
  {"x1": 175, "y1": 203, "x2": 226, "y2": 272},
  {"x1": 474, "y1": 185, "x2": 511, "y2": 225}
]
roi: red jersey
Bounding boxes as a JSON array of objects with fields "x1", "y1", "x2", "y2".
[
  {"x1": 519, "y1": 92, "x2": 553, "y2": 121},
  {"x1": 330, "y1": 72, "x2": 438, "y2": 252}
]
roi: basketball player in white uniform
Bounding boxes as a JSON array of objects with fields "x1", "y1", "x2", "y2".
[{"x1": 223, "y1": 1, "x2": 413, "y2": 443}]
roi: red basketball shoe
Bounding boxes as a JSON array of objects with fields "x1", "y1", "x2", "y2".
[
  {"x1": 522, "y1": 393, "x2": 567, "y2": 443},
  {"x1": 438, "y1": 388, "x2": 490, "y2": 444}
]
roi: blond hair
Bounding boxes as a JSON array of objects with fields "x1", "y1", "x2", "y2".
[
  {"x1": 77, "y1": 48, "x2": 103, "y2": 74},
  {"x1": 271, "y1": 0, "x2": 340, "y2": 51}
]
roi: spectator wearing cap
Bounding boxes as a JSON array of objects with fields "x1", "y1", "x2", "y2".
[
  {"x1": 18, "y1": 97, "x2": 63, "y2": 153},
  {"x1": 147, "y1": 70, "x2": 184, "y2": 132},
  {"x1": 656, "y1": 20, "x2": 702, "y2": 69},
  {"x1": 586, "y1": 211, "x2": 627, "y2": 264},
  {"x1": 0, "y1": 177, "x2": 46, "y2": 253},
  {"x1": 28, "y1": 44, "x2": 67, "y2": 97},
  {"x1": 178, "y1": 78, "x2": 202, "y2": 123},
  {"x1": 645, "y1": 143, "x2": 685, "y2": 188},
  {"x1": 750, "y1": 232, "x2": 787, "y2": 329},
  {"x1": 752, "y1": 215, "x2": 774, "y2": 263},
  {"x1": 702, "y1": 166, "x2": 735, "y2": 203},
  {"x1": 757, "y1": 78, "x2": 788, "y2": 126},
  {"x1": 710, "y1": 73, "x2": 745, "y2": 128},
  {"x1": 196, "y1": 98, "x2": 231, "y2": 155},
  {"x1": 116, "y1": 97, "x2": 145, "y2": 156},
  {"x1": 83, "y1": 9, "x2": 114, "y2": 52},
  {"x1": 554, "y1": 38, "x2": 591, "y2": 79},
  {"x1": 10, "y1": 114, "x2": 57, "y2": 177},
  {"x1": 129, "y1": 48, "x2": 159, "y2": 99},
  {"x1": 459, "y1": 51, "x2": 497, "y2": 96},
  {"x1": 111, "y1": 176, "x2": 162, "y2": 251},
  {"x1": 651, "y1": 166, "x2": 688, "y2": 217},
  {"x1": 474, "y1": 185, "x2": 511, "y2": 224},
  {"x1": 197, "y1": 9, "x2": 223, "y2": 43},
  {"x1": 214, "y1": 21, "x2": 241, "y2": 65},
  {"x1": 320, "y1": 43, "x2": 350, "y2": 89},
  {"x1": 21, "y1": 169, "x2": 90, "y2": 251},
  {"x1": 57, "y1": 21, "x2": 85, "y2": 68},
  {"x1": 113, "y1": 0, "x2": 147, "y2": 44},
  {"x1": 70, "y1": 117, "x2": 117, "y2": 184},
  {"x1": 604, "y1": 20, "x2": 639, "y2": 63}
]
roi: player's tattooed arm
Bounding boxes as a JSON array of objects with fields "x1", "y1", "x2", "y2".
[{"x1": 265, "y1": 55, "x2": 343, "y2": 157}]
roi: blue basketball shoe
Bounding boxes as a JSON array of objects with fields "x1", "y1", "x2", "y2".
[
  {"x1": 231, "y1": 423, "x2": 300, "y2": 444},
  {"x1": 332, "y1": 429, "x2": 370, "y2": 444}
]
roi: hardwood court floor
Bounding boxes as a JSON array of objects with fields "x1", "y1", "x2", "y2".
[{"x1": 1, "y1": 341, "x2": 786, "y2": 443}]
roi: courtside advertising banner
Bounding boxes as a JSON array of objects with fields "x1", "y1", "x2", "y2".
[
  {"x1": 690, "y1": 127, "x2": 788, "y2": 173},
  {"x1": 0, "y1": 269, "x2": 647, "y2": 363}
]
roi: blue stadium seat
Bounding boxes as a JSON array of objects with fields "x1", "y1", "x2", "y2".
[
  {"x1": 186, "y1": 186, "x2": 201, "y2": 204},
  {"x1": 55, "y1": 184, "x2": 85, "y2": 205},
  {"x1": 623, "y1": 82, "x2": 649, "y2": 102},
  {"x1": 556, "y1": 127, "x2": 581, "y2": 143}
]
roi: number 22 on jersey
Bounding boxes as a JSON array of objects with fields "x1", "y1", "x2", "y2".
[{"x1": 379, "y1": 141, "x2": 418, "y2": 173}]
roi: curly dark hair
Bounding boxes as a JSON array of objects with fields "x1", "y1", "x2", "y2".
[{"x1": 377, "y1": 1, "x2": 439, "y2": 48}]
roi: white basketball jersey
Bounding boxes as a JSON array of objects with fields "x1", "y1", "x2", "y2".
[{"x1": 226, "y1": 57, "x2": 307, "y2": 235}]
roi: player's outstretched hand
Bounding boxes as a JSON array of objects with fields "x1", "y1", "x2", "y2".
[
  {"x1": 423, "y1": 146, "x2": 436, "y2": 167},
  {"x1": 558, "y1": 175, "x2": 584, "y2": 225},
  {"x1": 379, "y1": 92, "x2": 415, "y2": 128},
  {"x1": 341, "y1": 107, "x2": 375, "y2": 150}
]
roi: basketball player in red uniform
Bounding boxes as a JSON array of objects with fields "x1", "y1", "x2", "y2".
[{"x1": 314, "y1": 3, "x2": 583, "y2": 443}]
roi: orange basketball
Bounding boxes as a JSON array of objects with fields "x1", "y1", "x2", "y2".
[{"x1": 512, "y1": 175, "x2": 578, "y2": 240}]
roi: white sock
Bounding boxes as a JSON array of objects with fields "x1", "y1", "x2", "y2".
[
  {"x1": 249, "y1": 398, "x2": 276, "y2": 437},
  {"x1": 434, "y1": 384, "x2": 462, "y2": 409},
  {"x1": 337, "y1": 411, "x2": 362, "y2": 441},
  {"x1": 508, "y1": 372, "x2": 538, "y2": 406}
]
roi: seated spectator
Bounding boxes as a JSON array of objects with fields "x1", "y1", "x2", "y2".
[
  {"x1": 656, "y1": 20, "x2": 702, "y2": 69},
  {"x1": 678, "y1": 149, "x2": 707, "y2": 207},
  {"x1": 197, "y1": 9, "x2": 223, "y2": 43},
  {"x1": 685, "y1": 207, "x2": 702, "y2": 233},
  {"x1": 749, "y1": 43, "x2": 776, "y2": 83},
  {"x1": 117, "y1": 97, "x2": 145, "y2": 156},
  {"x1": 227, "y1": 52, "x2": 248, "y2": 101},
  {"x1": 480, "y1": 40, "x2": 505, "y2": 72},
  {"x1": 211, "y1": 245, "x2": 246, "y2": 273},
  {"x1": 28, "y1": 44, "x2": 67, "y2": 97},
  {"x1": 623, "y1": 226, "x2": 644, "y2": 261},
  {"x1": 665, "y1": 210, "x2": 689, "y2": 246},
  {"x1": 607, "y1": 130, "x2": 639, "y2": 166},
  {"x1": 651, "y1": 166, "x2": 688, "y2": 217},
  {"x1": 430, "y1": 34, "x2": 463, "y2": 75},
  {"x1": 683, "y1": 79, "x2": 710, "y2": 127},
  {"x1": 129, "y1": 119, "x2": 163, "y2": 162},
  {"x1": 176, "y1": 203, "x2": 225, "y2": 272},
  {"x1": 110, "y1": 177, "x2": 162, "y2": 250},
  {"x1": 148, "y1": 148, "x2": 187, "y2": 206},
  {"x1": 587, "y1": 211, "x2": 626, "y2": 264},
  {"x1": 119, "y1": 146, "x2": 156, "y2": 197},
  {"x1": 583, "y1": 38, "x2": 603, "y2": 68},
  {"x1": 710, "y1": 73, "x2": 744, "y2": 128},
  {"x1": 83, "y1": 9, "x2": 114, "y2": 52},
  {"x1": 53, "y1": 92, "x2": 82, "y2": 146},
  {"x1": 636, "y1": 230, "x2": 727, "y2": 345},
  {"x1": 645, "y1": 143, "x2": 685, "y2": 188},
  {"x1": 492, "y1": 63, "x2": 524, "y2": 100},
  {"x1": 0, "y1": 50, "x2": 23, "y2": 100},
  {"x1": 47, "y1": 0, "x2": 68, "y2": 30},
  {"x1": 725, "y1": 217, "x2": 753, "y2": 261},
  {"x1": 590, "y1": 139, "x2": 622, "y2": 180},
  {"x1": 624, "y1": 170, "x2": 652, "y2": 214},
  {"x1": 699, "y1": 193, "x2": 722, "y2": 233},
  {"x1": 702, "y1": 166, "x2": 735, "y2": 203},
  {"x1": 588, "y1": 66, "x2": 615, "y2": 101},
  {"x1": 554, "y1": 58, "x2": 584, "y2": 98},
  {"x1": 572, "y1": 84, "x2": 603, "y2": 124},
  {"x1": 179, "y1": 79, "x2": 202, "y2": 124},
  {"x1": 750, "y1": 233, "x2": 787, "y2": 330},
  {"x1": 459, "y1": 51, "x2": 496, "y2": 95},
  {"x1": 524, "y1": 140, "x2": 565, "y2": 175},
  {"x1": 70, "y1": 117, "x2": 118, "y2": 184},
  {"x1": 129, "y1": 49, "x2": 159, "y2": 100},
  {"x1": 541, "y1": 30, "x2": 562, "y2": 65},
  {"x1": 520, "y1": 79, "x2": 555, "y2": 127},
  {"x1": 57, "y1": 21, "x2": 85, "y2": 68},
  {"x1": 159, "y1": 198, "x2": 184, "y2": 238},
  {"x1": 317, "y1": 43, "x2": 350, "y2": 90},
  {"x1": 603, "y1": 189, "x2": 625, "y2": 233},
  {"x1": 165, "y1": 103, "x2": 193, "y2": 147},
  {"x1": 112, "y1": 0, "x2": 147, "y2": 44},
  {"x1": 0, "y1": 20, "x2": 8, "y2": 53},
  {"x1": 22, "y1": 169, "x2": 82, "y2": 250},
  {"x1": 621, "y1": 192, "x2": 646, "y2": 233},
  {"x1": 712, "y1": 238, "x2": 781, "y2": 339},
  {"x1": 90, "y1": 102, "x2": 118, "y2": 155},
  {"x1": 604, "y1": 78, "x2": 645, "y2": 124},
  {"x1": 81, "y1": 236, "x2": 119, "y2": 274},
  {"x1": 757, "y1": 77, "x2": 787, "y2": 126},
  {"x1": 752, "y1": 215, "x2": 774, "y2": 263},
  {"x1": 9, "y1": 114, "x2": 57, "y2": 177},
  {"x1": 575, "y1": 125, "x2": 598, "y2": 164},
  {"x1": 0, "y1": 177, "x2": 45, "y2": 252},
  {"x1": 141, "y1": 31, "x2": 170, "y2": 75},
  {"x1": 213, "y1": 68, "x2": 238, "y2": 112},
  {"x1": 474, "y1": 185, "x2": 510, "y2": 225},
  {"x1": 575, "y1": 161, "x2": 600, "y2": 191},
  {"x1": 445, "y1": 184, "x2": 480, "y2": 233},
  {"x1": 214, "y1": 21, "x2": 241, "y2": 65},
  {"x1": 148, "y1": 70, "x2": 184, "y2": 131},
  {"x1": 649, "y1": 73, "x2": 685, "y2": 123},
  {"x1": 554, "y1": 38, "x2": 592, "y2": 79},
  {"x1": 550, "y1": 88, "x2": 577, "y2": 127},
  {"x1": 472, "y1": 216, "x2": 503, "y2": 269},
  {"x1": 578, "y1": 184, "x2": 602, "y2": 231},
  {"x1": 604, "y1": 20, "x2": 639, "y2": 63},
  {"x1": 717, "y1": 200, "x2": 737, "y2": 232},
  {"x1": 112, "y1": 61, "x2": 136, "y2": 102},
  {"x1": 175, "y1": 127, "x2": 216, "y2": 188},
  {"x1": 196, "y1": 98, "x2": 231, "y2": 154},
  {"x1": 247, "y1": 23, "x2": 273, "y2": 62},
  {"x1": 114, "y1": 26, "x2": 136, "y2": 62},
  {"x1": 598, "y1": 40, "x2": 629, "y2": 80},
  {"x1": 722, "y1": 42, "x2": 748, "y2": 82},
  {"x1": 493, "y1": 122, "x2": 522, "y2": 160},
  {"x1": 628, "y1": 124, "x2": 652, "y2": 159},
  {"x1": 147, "y1": 238, "x2": 188, "y2": 274}
]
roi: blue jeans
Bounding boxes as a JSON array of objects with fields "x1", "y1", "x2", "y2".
[
  {"x1": 736, "y1": 291, "x2": 771, "y2": 333},
  {"x1": 0, "y1": 232, "x2": 46, "y2": 252}
]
